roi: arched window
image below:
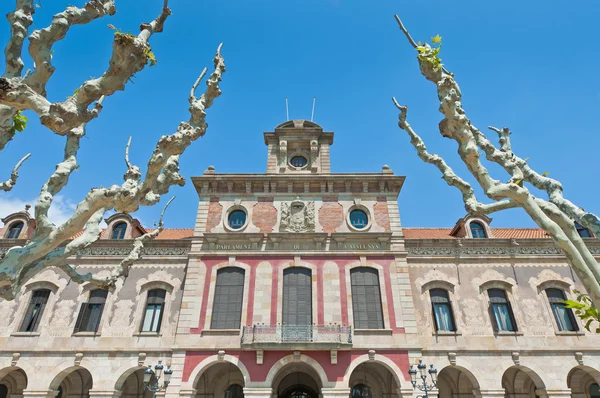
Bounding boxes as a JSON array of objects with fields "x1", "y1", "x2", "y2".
[
  {"x1": 349, "y1": 209, "x2": 368, "y2": 229},
  {"x1": 111, "y1": 222, "x2": 127, "y2": 240},
  {"x1": 350, "y1": 268, "x2": 384, "y2": 329},
  {"x1": 470, "y1": 221, "x2": 487, "y2": 239},
  {"x1": 351, "y1": 384, "x2": 371, "y2": 398},
  {"x1": 211, "y1": 268, "x2": 245, "y2": 329},
  {"x1": 488, "y1": 289, "x2": 517, "y2": 332},
  {"x1": 74, "y1": 289, "x2": 108, "y2": 333},
  {"x1": 590, "y1": 383, "x2": 600, "y2": 398},
  {"x1": 575, "y1": 222, "x2": 592, "y2": 238},
  {"x1": 225, "y1": 384, "x2": 244, "y2": 398},
  {"x1": 141, "y1": 289, "x2": 166, "y2": 332},
  {"x1": 19, "y1": 289, "x2": 51, "y2": 332},
  {"x1": 430, "y1": 288, "x2": 455, "y2": 332},
  {"x1": 228, "y1": 210, "x2": 247, "y2": 230},
  {"x1": 7, "y1": 221, "x2": 24, "y2": 239},
  {"x1": 546, "y1": 288, "x2": 578, "y2": 331}
]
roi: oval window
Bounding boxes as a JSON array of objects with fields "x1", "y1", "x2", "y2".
[
  {"x1": 290, "y1": 156, "x2": 308, "y2": 168},
  {"x1": 228, "y1": 210, "x2": 247, "y2": 230},
  {"x1": 350, "y1": 209, "x2": 368, "y2": 229}
]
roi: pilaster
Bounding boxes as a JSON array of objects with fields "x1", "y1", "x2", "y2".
[
  {"x1": 242, "y1": 388, "x2": 272, "y2": 398},
  {"x1": 320, "y1": 388, "x2": 351, "y2": 398}
]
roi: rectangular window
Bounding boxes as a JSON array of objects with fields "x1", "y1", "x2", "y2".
[
  {"x1": 430, "y1": 288, "x2": 455, "y2": 332},
  {"x1": 74, "y1": 290, "x2": 108, "y2": 333},
  {"x1": 141, "y1": 289, "x2": 166, "y2": 332},
  {"x1": 19, "y1": 289, "x2": 51, "y2": 332},
  {"x1": 211, "y1": 268, "x2": 245, "y2": 330},
  {"x1": 351, "y1": 268, "x2": 384, "y2": 329},
  {"x1": 488, "y1": 289, "x2": 516, "y2": 332},
  {"x1": 546, "y1": 288, "x2": 578, "y2": 332}
]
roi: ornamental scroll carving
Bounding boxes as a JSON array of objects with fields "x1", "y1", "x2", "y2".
[
  {"x1": 279, "y1": 140, "x2": 287, "y2": 169},
  {"x1": 280, "y1": 201, "x2": 315, "y2": 233}
]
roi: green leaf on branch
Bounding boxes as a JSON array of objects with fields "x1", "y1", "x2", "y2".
[
  {"x1": 562, "y1": 289, "x2": 600, "y2": 333},
  {"x1": 143, "y1": 46, "x2": 157, "y2": 67},
  {"x1": 416, "y1": 35, "x2": 443, "y2": 70},
  {"x1": 431, "y1": 34, "x2": 442, "y2": 43},
  {"x1": 12, "y1": 111, "x2": 27, "y2": 133}
]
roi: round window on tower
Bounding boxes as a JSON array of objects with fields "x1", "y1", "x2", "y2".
[
  {"x1": 228, "y1": 210, "x2": 247, "y2": 230},
  {"x1": 349, "y1": 209, "x2": 369, "y2": 230},
  {"x1": 290, "y1": 156, "x2": 308, "y2": 168}
]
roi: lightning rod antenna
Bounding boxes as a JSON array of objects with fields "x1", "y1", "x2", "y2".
[
  {"x1": 311, "y1": 96, "x2": 316, "y2": 122},
  {"x1": 285, "y1": 97, "x2": 289, "y2": 121}
]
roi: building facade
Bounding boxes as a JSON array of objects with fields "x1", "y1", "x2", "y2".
[{"x1": 1, "y1": 120, "x2": 600, "y2": 398}]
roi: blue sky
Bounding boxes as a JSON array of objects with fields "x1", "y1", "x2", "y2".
[{"x1": 1, "y1": 0, "x2": 599, "y2": 229}]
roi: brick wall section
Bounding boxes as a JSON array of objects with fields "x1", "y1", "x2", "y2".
[
  {"x1": 252, "y1": 198, "x2": 277, "y2": 232},
  {"x1": 319, "y1": 196, "x2": 344, "y2": 232},
  {"x1": 205, "y1": 198, "x2": 222, "y2": 232},
  {"x1": 374, "y1": 196, "x2": 391, "y2": 231}
]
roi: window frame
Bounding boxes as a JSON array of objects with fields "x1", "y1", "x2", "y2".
[
  {"x1": 111, "y1": 222, "x2": 128, "y2": 240},
  {"x1": 487, "y1": 288, "x2": 518, "y2": 332},
  {"x1": 545, "y1": 288, "x2": 579, "y2": 332},
  {"x1": 429, "y1": 288, "x2": 456, "y2": 332},
  {"x1": 289, "y1": 155, "x2": 308, "y2": 169},
  {"x1": 7, "y1": 221, "x2": 24, "y2": 239},
  {"x1": 223, "y1": 206, "x2": 250, "y2": 232},
  {"x1": 140, "y1": 288, "x2": 167, "y2": 333},
  {"x1": 227, "y1": 209, "x2": 247, "y2": 230},
  {"x1": 210, "y1": 267, "x2": 246, "y2": 330},
  {"x1": 346, "y1": 205, "x2": 372, "y2": 232},
  {"x1": 350, "y1": 267, "x2": 385, "y2": 330},
  {"x1": 73, "y1": 289, "x2": 108, "y2": 334},
  {"x1": 575, "y1": 222, "x2": 593, "y2": 238},
  {"x1": 19, "y1": 288, "x2": 51, "y2": 333},
  {"x1": 469, "y1": 221, "x2": 487, "y2": 239}
]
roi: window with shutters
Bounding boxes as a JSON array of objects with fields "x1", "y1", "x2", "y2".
[
  {"x1": 350, "y1": 267, "x2": 384, "y2": 329},
  {"x1": 7, "y1": 221, "x2": 24, "y2": 239},
  {"x1": 141, "y1": 289, "x2": 166, "y2": 332},
  {"x1": 546, "y1": 288, "x2": 578, "y2": 332},
  {"x1": 282, "y1": 267, "x2": 312, "y2": 341},
  {"x1": 19, "y1": 289, "x2": 51, "y2": 332},
  {"x1": 430, "y1": 288, "x2": 455, "y2": 332},
  {"x1": 74, "y1": 289, "x2": 108, "y2": 333},
  {"x1": 211, "y1": 267, "x2": 245, "y2": 329},
  {"x1": 111, "y1": 222, "x2": 127, "y2": 239},
  {"x1": 487, "y1": 289, "x2": 517, "y2": 332}
]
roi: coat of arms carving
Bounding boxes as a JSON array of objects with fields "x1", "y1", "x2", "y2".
[{"x1": 280, "y1": 200, "x2": 315, "y2": 232}]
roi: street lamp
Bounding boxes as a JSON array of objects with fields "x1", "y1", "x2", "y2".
[
  {"x1": 408, "y1": 360, "x2": 437, "y2": 398},
  {"x1": 143, "y1": 360, "x2": 173, "y2": 397}
]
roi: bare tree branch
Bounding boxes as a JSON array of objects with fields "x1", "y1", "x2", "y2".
[
  {"x1": 4, "y1": 0, "x2": 34, "y2": 78},
  {"x1": 25, "y1": 0, "x2": 117, "y2": 96},
  {"x1": 0, "y1": 1, "x2": 171, "y2": 135},
  {"x1": 393, "y1": 15, "x2": 600, "y2": 308},
  {"x1": 0, "y1": 44, "x2": 226, "y2": 300},
  {"x1": 0, "y1": 152, "x2": 30, "y2": 192},
  {"x1": 392, "y1": 98, "x2": 516, "y2": 216}
]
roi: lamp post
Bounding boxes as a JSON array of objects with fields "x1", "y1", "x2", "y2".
[
  {"x1": 408, "y1": 360, "x2": 437, "y2": 398},
  {"x1": 143, "y1": 360, "x2": 173, "y2": 397}
]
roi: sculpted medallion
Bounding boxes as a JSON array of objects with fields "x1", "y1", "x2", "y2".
[{"x1": 280, "y1": 200, "x2": 315, "y2": 232}]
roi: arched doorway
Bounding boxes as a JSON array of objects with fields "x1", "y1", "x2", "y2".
[
  {"x1": 277, "y1": 373, "x2": 319, "y2": 398},
  {"x1": 502, "y1": 366, "x2": 545, "y2": 398},
  {"x1": 117, "y1": 368, "x2": 157, "y2": 398},
  {"x1": 567, "y1": 366, "x2": 600, "y2": 398},
  {"x1": 193, "y1": 362, "x2": 245, "y2": 397},
  {"x1": 49, "y1": 368, "x2": 93, "y2": 398},
  {"x1": 437, "y1": 366, "x2": 480, "y2": 398},
  {"x1": 348, "y1": 362, "x2": 400, "y2": 397},
  {"x1": 0, "y1": 367, "x2": 27, "y2": 398}
]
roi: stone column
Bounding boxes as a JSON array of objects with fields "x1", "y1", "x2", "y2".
[
  {"x1": 321, "y1": 388, "x2": 351, "y2": 398},
  {"x1": 478, "y1": 389, "x2": 507, "y2": 398},
  {"x1": 87, "y1": 390, "x2": 122, "y2": 398},
  {"x1": 539, "y1": 389, "x2": 572, "y2": 398},
  {"x1": 22, "y1": 391, "x2": 58, "y2": 398},
  {"x1": 242, "y1": 388, "x2": 273, "y2": 398}
]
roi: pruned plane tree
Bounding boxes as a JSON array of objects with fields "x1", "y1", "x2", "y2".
[
  {"x1": 392, "y1": 16, "x2": 600, "y2": 312},
  {"x1": 0, "y1": 0, "x2": 226, "y2": 300}
]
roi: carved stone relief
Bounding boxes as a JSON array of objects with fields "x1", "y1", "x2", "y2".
[
  {"x1": 459, "y1": 298, "x2": 489, "y2": 335},
  {"x1": 107, "y1": 299, "x2": 135, "y2": 336},
  {"x1": 518, "y1": 298, "x2": 551, "y2": 336},
  {"x1": 471, "y1": 269, "x2": 516, "y2": 293},
  {"x1": 280, "y1": 201, "x2": 315, "y2": 233},
  {"x1": 528, "y1": 269, "x2": 573, "y2": 293},
  {"x1": 0, "y1": 299, "x2": 18, "y2": 333},
  {"x1": 48, "y1": 300, "x2": 76, "y2": 336},
  {"x1": 279, "y1": 140, "x2": 287, "y2": 170}
]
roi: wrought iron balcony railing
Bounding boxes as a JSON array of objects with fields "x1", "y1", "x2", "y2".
[{"x1": 241, "y1": 324, "x2": 352, "y2": 345}]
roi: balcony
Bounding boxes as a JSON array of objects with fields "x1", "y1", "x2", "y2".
[{"x1": 241, "y1": 324, "x2": 352, "y2": 349}]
